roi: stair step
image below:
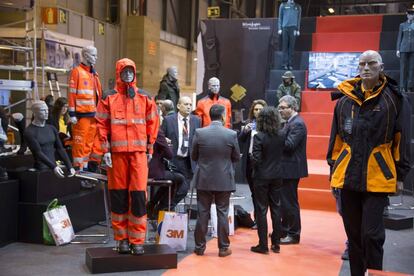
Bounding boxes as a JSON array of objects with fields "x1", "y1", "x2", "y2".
[
  {"x1": 298, "y1": 188, "x2": 336, "y2": 212},
  {"x1": 315, "y1": 15, "x2": 383, "y2": 33},
  {"x1": 300, "y1": 159, "x2": 330, "y2": 190},
  {"x1": 301, "y1": 112, "x2": 333, "y2": 136},
  {"x1": 301, "y1": 90, "x2": 335, "y2": 113},
  {"x1": 307, "y1": 135, "x2": 329, "y2": 160},
  {"x1": 312, "y1": 32, "x2": 381, "y2": 52}
]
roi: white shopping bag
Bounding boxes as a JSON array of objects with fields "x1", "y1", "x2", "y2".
[
  {"x1": 210, "y1": 202, "x2": 234, "y2": 238},
  {"x1": 43, "y1": 205, "x2": 75, "y2": 246},
  {"x1": 159, "y1": 212, "x2": 188, "y2": 251}
]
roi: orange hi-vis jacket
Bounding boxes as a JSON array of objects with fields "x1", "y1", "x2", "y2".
[
  {"x1": 69, "y1": 63, "x2": 102, "y2": 118},
  {"x1": 95, "y1": 58, "x2": 159, "y2": 154},
  {"x1": 195, "y1": 93, "x2": 232, "y2": 128}
]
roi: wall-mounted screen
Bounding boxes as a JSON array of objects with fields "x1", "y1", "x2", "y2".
[{"x1": 308, "y1": 52, "x2": 361, "y2": 89}]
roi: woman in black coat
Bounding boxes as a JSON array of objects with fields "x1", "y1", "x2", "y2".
[
  {"x1": 250, "y1": 106, "x2": 285, "y2": 254},
  {"x1": 238, "y1": 99, "x2": 267, "y2": 227}
]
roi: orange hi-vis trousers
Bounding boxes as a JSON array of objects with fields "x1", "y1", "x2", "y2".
[
  {"x1": 71, "y1": 117, "x2": 96, "y2": 168},
  {"x1": 108, "y1": 151, "x2": 148, "y2": 244},
  {"x1": 89, "y1": 133, "x2": 104, "y2": 163}
]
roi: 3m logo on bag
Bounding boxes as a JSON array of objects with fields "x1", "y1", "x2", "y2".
[
  {"x1": 166, "y1": 229, "x2": 184, "y2": 239},
  {"x1": 61, "y1": 218, "x2": 72, "y2": 229}
]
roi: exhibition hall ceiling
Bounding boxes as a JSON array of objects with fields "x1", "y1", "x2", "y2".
[{"x1": 0, "y1": 0, "x2": 32, "y2": 11}]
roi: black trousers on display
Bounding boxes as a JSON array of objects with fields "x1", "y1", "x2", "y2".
[
  {"x1": 400, "y1": 52, "x2": 414, "y2": 92},
  {"x1": 340, "y1": 189, "x2": 388, "y2": 276},
  {"x1": 254, "y1": 178, "x2": 283, "y2": 247},
  {"x1": 282, "y1": 26, "x2": 297, "y2": 68},
  {"x1": 280, "y1": 178, "x2": 301, "y2": 240},
  {"x1": 194, "y1": 190, "x2": 231, "y2": 250}
]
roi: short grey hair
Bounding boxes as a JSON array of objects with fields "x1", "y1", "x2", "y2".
[
  {"x1": 279, "y1": 95, "x2": 299, "y2": 112},
  {"x1": 163, "y1": 99, "x2": 174, "y2": 113}
]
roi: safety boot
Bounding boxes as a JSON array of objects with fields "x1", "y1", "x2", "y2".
[
  {"x1": 117, "y1": 239, "x2": 130, "y2": 254},
  {"x1": 130, "y1": 244, "x2": 145, "y2": 255}
]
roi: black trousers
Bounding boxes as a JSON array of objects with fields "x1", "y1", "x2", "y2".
[
  {"x1": 172, "y1": 156, "x2": 192, "y2": 203},
  {"x1": 341, "y1": 189, "x2": 388, "y2": 276},
  {"x1": 194, "y1": 190, "x2": 231, "y2": 250},
  {"x1": 254, "y1": 178, "x2": 283, "y2": 247},
  {"x1": 280, "y1": 178, "x2": 301, "y2": 239},
  {"x1": 399, "y1": 52, "x2": 414, "y2": 92},
  {"x1": 282, "y1": 26, "x2": 297, "y2": 68},
  {"x1": 246, "y1": 157, "x2": 257, "y2": 221},
  {"x1": 151, "y1": 170, "x2": 186, "y2": 210}
]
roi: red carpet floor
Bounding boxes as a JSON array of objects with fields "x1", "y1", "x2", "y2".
[{"x1": 164, "y1": 210, "x2": 347, "y2": 276}]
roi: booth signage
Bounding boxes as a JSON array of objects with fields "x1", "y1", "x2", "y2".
[
  {"x1": 59, "y1": 9, "x2": 67, "y2": 24},
  {"x1": 98, "y1": 23, "x2": 105, "y2": 35},
  {"x1": 207, "y1": 6, "x2": 220, "y2": 18},
  {"x1": 148, "y1": 41, "x2": 157, "y2": 56},
  {"x1": 41, "y1": 7, "x2": 58, "y2": 24}
]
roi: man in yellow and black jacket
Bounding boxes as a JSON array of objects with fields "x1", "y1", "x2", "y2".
[{"x1": 327, "y1": 50, "x2": 411, "y2": 276}]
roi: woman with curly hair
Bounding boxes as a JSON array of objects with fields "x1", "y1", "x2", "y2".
[
  {"x1": 250, "y1": 106, "x2": 285, "y2": 254},
  {"x1": 238, "y1": 99, "x2": 267, "y2": 228}
]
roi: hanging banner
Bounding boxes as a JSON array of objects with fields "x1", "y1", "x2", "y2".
[{"x1": 43, "y1": 30, "x2": 94, "y2": 70}]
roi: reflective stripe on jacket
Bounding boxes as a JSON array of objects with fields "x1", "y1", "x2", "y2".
[
  {"x1": 95, "y1": 58, "x2": 159, "y2": 153},
  {"x1": 69, "y1": 63, "x2": 102, "y2": 117},
  {"x1": 327, "y1": 75, "x2": 411, "y2": 193}
]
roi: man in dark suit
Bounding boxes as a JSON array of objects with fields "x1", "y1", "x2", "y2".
[
  {"x1": 191, "y1": 104, "x2": 241, "y2": 257},
  {"x1": 161, "y1": 96, "x2": 201, "y2": 206},
  {"x1": 278, "y1": 95, "x2": 308, "y2": 244}
]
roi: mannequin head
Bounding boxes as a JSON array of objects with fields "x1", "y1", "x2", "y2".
[
  {"x1": 81, "y1": 46, "x2": 97, "y2": 66},
  {"x1": 208, "y1": 77, "x2": 220, "y2": 94},
  {"x1": 358, "y1": 50, "x2": 384, "y2": 89},
  {"x1": 32, "y1": 101, "x2": 49, "y2": 126},
  {"x1": 287, "y1": 0, "x2": 294, "y2": 4},
  {"x1": 167, "y1": 66, "x2": 178, "y2": 80},
  {"x1": 282, "y1": 71, "x2": 295, "y2": 86},
  {"x1": 120, "y1": 66, "x2": 135, "y2": 83},
  {"x1": 407, "y1": 9, "x2": 414, "y2": 21}
]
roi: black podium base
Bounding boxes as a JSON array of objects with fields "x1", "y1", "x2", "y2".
[
  {"x1": 8, "y1": 168, "x2": 81, "y2": 203},
  {"x1": 384, "y1": 213, "x2": 413, "y2": 230},
  {"x1": 18, "y1": 188, "x2": 105, "y2": 243},
  {"x1": 85, "y1": 244, "x2": 177, "y2": 274},
  {"x1": 0, "y1": 179, "x2": 19, "y2": 247}
]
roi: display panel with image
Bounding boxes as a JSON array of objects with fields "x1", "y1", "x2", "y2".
[{"x1": 308, "y1": 52, "x2": 361, "y2": 89}]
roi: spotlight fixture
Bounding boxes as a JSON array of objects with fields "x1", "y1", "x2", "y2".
[{"x1": 328, "y1": 8, "x2": 335, "y2": 14}]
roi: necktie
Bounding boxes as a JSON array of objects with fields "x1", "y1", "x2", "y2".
[{"x1": 181, "y1": 117, "x2": 189, "y2": 155}]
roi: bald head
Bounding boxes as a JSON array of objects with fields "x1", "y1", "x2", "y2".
[
  {"x1": 81, "y1": 45, "x2": 97, "y2": 66},
  {"x1": 177, "y1": 96, "x2": 192, "y2": 117},
  {"x1": 31, "y1": 101, "x2": 49, "y2": 123},
  {"x1": 167, "y1": 66, "x2": 178, "y2": 79},
  {"x1": 358, "y1": 50, "x2": 384, "y2": 87},
  {"x1": 208, "y1": 77, "x2": 220, "y2": 94}
]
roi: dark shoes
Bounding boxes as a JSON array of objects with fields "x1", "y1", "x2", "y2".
[
  {"x1": 280, "y1": 236, "x2": 300, "y2": 245},
  {"x1": 271, "y1": 244, "x2": 280, "y2": 253},
  {"x1": 341, "y1": 248, "x2": 349, "y2": 260},
  {"x1": 117, "y1": 239, "x2": 130, "y2": 254},
  {"x1": 218, "y1": 247, "x2": 232, "y2": 257},
  {"x1": 194, "y1": 247, "x2": 205, "y2": 256},
  {"x1": 130, "y1": 244, "x2": 145, "y2": 255},
  {"x1": 251, "y1": 222, "x2": 258, "y2": 230},
  {"x1": 250, "y1": 245, "x2": 269, "y2": 254},
  {"x1": 17, "y1": 145, "x2": 27, "y2": 155}
]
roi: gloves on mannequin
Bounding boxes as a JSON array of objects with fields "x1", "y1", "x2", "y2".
[
  {"x1": 396, "y1": 51, "x2": 400, "y2": 58},
  {"x1": 278, "y1": 30, "x2": 282, "y2": 35},
  {"x1": 103, "y1": 152, "x2": 112, "y2": 168},
  {"x1": 53, "y1": 166, "x2": 65, "y2": 178},
  {"x1": 147, "y1": 153, "x2": 152, "y2": 163},
  {"x1": 68, "y1": 168, "x2": 76, "y2": 177},
  {"x1": 70, "y1": 116, "x2": 78, "y2": 124}
]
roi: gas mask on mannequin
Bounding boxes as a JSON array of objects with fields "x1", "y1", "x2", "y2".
[
  {"x1": 81, "y1": 46, "x2": 98, "y2": 67},
  {"x1": 120, "y1": 66, "x2": 136, "y2": 98}
]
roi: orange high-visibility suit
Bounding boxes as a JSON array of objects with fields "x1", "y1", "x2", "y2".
[
  {"x1": 195, "y1": 93, "x2": 232, "y2": 128},
  {"x1": 96, "y1": 58, "x2": 159, "y2": 245},
  {"x1": 69, "y1": 63, "x2": 102, "y2": 168}
]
